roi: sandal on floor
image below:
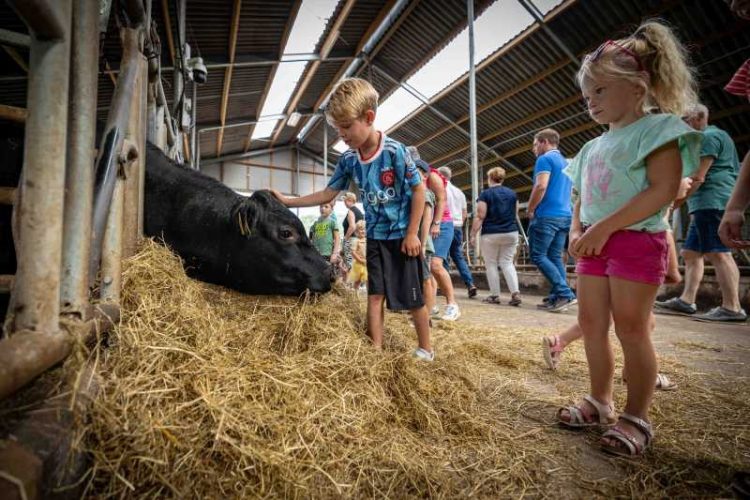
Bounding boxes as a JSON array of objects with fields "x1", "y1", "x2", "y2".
[
  {"x1": 601, "y1": 413, "x2": 653, "y2": 457},
  {"x1": 482, "y1": 295, "x2": 501, "y2": 304},
  {"x1": 557, "y1": 394, "x2": 616, "y2": 428},
  {"x1": 623, "y1": 373, "x2": 678, "y2": 391},
  {"x1": 654, "y1": 373, "x2": 677, "y2": 391},
  {"x1": 542, "y1": 335, "x2": 564, "y2": 370}
]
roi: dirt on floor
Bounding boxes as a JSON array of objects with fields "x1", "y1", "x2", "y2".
[{"x1": 431, "y1": 290, "x2": 750, "y2": 497}]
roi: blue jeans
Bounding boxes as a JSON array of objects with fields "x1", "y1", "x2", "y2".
[
  {"x1": 445, "y1": 226, "x2": 474, "y2": 287},
  {"x1": 528, "y1": 216, "x2": 574, "y2": 301}
]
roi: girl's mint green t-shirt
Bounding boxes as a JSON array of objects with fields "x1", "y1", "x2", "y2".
[{"x1": 564, "y1": 114, "x2": 702, "y2": 232}]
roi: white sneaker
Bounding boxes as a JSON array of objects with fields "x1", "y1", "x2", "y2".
[
  {"x1": 413, "y1": 347, "x2": 435, "y2": 362},
  {"x1": 430, "y1": 306, "x2": 441, "y2": 319},
  {"x1": 442, "y1": 303, "x2": 461, "y2": 321}
]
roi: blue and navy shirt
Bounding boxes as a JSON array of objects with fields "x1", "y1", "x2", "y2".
[{"x1": 327, "y1": 133, "x2": 422, "y2": 240}]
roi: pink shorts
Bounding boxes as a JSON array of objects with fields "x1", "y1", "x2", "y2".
[{"x1": 575, "y1": 229, "x2": 668, "y2": 285}]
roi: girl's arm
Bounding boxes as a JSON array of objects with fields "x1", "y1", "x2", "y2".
[
  {"x1": 574, "y1": 142, "x2": 681, "y2": 257},
  {"x1": 352, "y1": 242, "x2": 366, "y2": 263},
  {"x1": 469, "y1": 201, "x2": 487, "y2": 244},
  {"x1": 344, "y1": 210, "x2": 356, "y2": 239},
  {"x1": 568, "y1": 199, "x2": 583, "y2": 258},
  {"x1": 429, "y1": 172, "x2": 447, "y2": 238},
  {"x1": 420, "y1": 202, "x2": 433, "y2": 255}
]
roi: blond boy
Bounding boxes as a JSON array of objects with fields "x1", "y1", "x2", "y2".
[{"x1": 272, "y1": 78, "x2": 433, "y2": 360}]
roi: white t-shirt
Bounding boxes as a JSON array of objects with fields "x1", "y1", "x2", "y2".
[{"x1": 446, "y1": 182, "x2": 467, "y2": 227}]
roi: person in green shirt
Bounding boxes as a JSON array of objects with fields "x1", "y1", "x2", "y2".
[
  {"x1": 309, "y1": 202, "x2": 341, "y2": 266},
  {"x1": 656, "y1": 104, "x2": 747, "y2": 322}
]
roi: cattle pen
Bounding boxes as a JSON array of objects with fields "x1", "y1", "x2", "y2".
[{"x1": 0, "y1": 1, "x2": 749, "y2": 499}]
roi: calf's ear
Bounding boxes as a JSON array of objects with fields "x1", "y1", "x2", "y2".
[{"x1": 231, "y1": 199, "x2": 261, "y2": 238}]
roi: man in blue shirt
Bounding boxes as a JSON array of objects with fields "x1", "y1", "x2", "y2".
[{"x1": 527, "y1": 128, "x2": 576, "y2": 312}]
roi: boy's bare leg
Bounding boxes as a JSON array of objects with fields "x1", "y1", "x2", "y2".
[
  {"x1": 410, "y1": 305, "x2": 431, "y2": 351},
  {"x1": 367, "y1": 294, "x2": 386, "y2": 348}
]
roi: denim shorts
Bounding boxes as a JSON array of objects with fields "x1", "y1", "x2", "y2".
[
  {"x1": 432, "y1": 221, "x2": 454, "y2": 259},
  {"x1": 683, "y1": 209, "x2": 730, "y2": 254}
]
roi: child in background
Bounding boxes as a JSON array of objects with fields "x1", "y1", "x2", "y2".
[
  {"x1": 309, "y1": 202, "x2": 341, "y2": 266},
  {"x1": 348, "y1": 220, "x2": 368, "y2": 291},
  {"x1": 556, "y1": 20, "x2": 702, "y2": 457},
  {"x1": 272, "y1": 78, "x2": 433, "y2": 361},
  {"x1": 415, "y1": 158, "x2": 438, "y2": 320}
]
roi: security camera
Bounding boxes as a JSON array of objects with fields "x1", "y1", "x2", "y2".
[{"x1": 187, "y1": 57, "x2": 207, "y2": 84}]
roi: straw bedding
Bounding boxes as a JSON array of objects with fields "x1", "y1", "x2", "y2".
[{"x1": 70, "y1": 240, "x2": 749, "y2": 498}]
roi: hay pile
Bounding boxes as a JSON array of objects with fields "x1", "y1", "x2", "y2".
[{"x1": 72, "y1": 240, "x2": 749, "y2": 498}]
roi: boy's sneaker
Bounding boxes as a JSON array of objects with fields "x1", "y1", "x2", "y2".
[
  {"x1": 413, "y1": 347, "x2": 435, "y2": 362},
  {"x1": 691, "y1": 307, "x2": 747, "y2": 323},
  {"x1": 468, "y1": 285, "x2": 478, "y2": 298},
  {"x1": 547, "y1": 297, "x2": 577, "y2": 313},
  {"x1": 442, "y1": 304, "x2": 461, "y2": 321},
  {"x1": 654, "y1": 297, "x2": 696, "y2": 315}
]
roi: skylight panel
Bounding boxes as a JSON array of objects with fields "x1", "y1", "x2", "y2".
[
  {"x1": 251, "y1": 0, "x2": 339, "y2": 140},
  {"x1": 378, "y1": 0, "x2": 565, "y2": 136}
]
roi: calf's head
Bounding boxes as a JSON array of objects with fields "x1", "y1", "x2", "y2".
[{"x1": 229, "y1": 190, "x2": 332, "y2": 295}]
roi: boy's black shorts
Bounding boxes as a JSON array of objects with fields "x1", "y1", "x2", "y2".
[{"x1": 367, "y1": 239, "x2": 424, "y2": 311}]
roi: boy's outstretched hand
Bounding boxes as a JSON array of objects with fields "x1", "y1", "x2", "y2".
[
  {"x1": 270, "y1": 189, "x2": 290, "y2": 206},
  {"x1": 719, "y1": 209, "x2": 750, "y2": 248},
  {"x1": 401, "y1": 233, "x2": 421, "y2": 256}
]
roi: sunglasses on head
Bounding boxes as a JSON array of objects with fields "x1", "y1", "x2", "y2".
[{"x1": 587, "y1": 40, "x2": 646, "y2": 73}]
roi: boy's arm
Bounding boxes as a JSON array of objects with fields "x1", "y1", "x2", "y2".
[
  {"x1": 402, "y1": 182, "x2": 425, "y2": 256},
  {"x1": 272, "y1": 187, "x2": 340, "y2": 208}
]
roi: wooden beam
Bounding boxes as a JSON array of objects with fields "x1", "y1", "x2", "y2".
[
  {"x1": 216, "y1": 0, "x2": 243, "y2": 157},
  {"x1": 290, "y1": 0, "x2": 410, "y2": 142},
  {"x1": 161, "y1": 0, "x2": 176, "y2": 65},
  {"x1": 2, "y1": 45, "x2": 28, "y2": 73},
  {"x1": 269, "y1": 0, "x2": 356, "y2": 146},
  {"x1": 244, "y1": 0, "x2": 303, "y2": 151},
  {"x1": 428, "y1": 92, "x2": 582, "y2": 166},
  {"x1": 0, "y1": 104, "x2": 26, "y2": 123},
  {"x1": 410, "y1": 58, "x2": 572, "y2": 151}
]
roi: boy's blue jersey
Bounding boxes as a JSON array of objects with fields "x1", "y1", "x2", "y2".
[{"x1": 327, "y1": 133, "x2": 422, "y2": 240}]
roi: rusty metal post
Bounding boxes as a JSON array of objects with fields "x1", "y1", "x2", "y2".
[
  {"x1": 90, "y1": 28, "x2": 141, "y2": 285},
  {"x1": 122, "y1": 50, "x2": 147, "y2": 257},
  {"x1": 61, "y1": 0, "x2": 99, "y2": 318},
  {"x1": 100, "y1": 177, "x2": 125, "y2": 303},
  {"x1": 7, "y1": 0, "x2": 72, "y2": 334}
]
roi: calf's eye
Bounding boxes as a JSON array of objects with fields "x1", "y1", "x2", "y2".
[{"x1": 278, "y1": 228, "x2": 296, "y2": 241}]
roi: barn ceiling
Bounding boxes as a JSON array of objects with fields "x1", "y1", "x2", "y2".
[{"x1": 0, "y1": 0, "x2": 747, "y2": 202}]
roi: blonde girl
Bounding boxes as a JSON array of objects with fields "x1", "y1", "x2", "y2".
[{"x1": 557, "y1": 20, "x2": 702, "y2": 457}]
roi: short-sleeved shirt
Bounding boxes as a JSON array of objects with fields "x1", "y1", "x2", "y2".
[
  {"x1": 477, "y1": 185, "x2": 518, "y2": 234},
  {"x1": 565, "y1": 114, "x2": 702, "y2": 232},
  {"x1": 446, "y1": 182, "x2": 467, "y2": 226},
  {"x1": 327, "y1": 133, "x2": 422, "y2": 240},
  {"x1": 533, "y1": 149, "x2": 573, "y2": 218},
  {"x1": 687, "y1": 125, "x2": 740, "y2": 213},
  {"x1": 423, "y1": 190, "x2": 436, "y2": 254},
  {"x1": 309, "y1": 215, "x2": 339, "y2": 256}
]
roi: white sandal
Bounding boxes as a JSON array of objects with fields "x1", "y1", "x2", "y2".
[{"x1": 557, "y1": 394, "x2": 617, "y2": 428}]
